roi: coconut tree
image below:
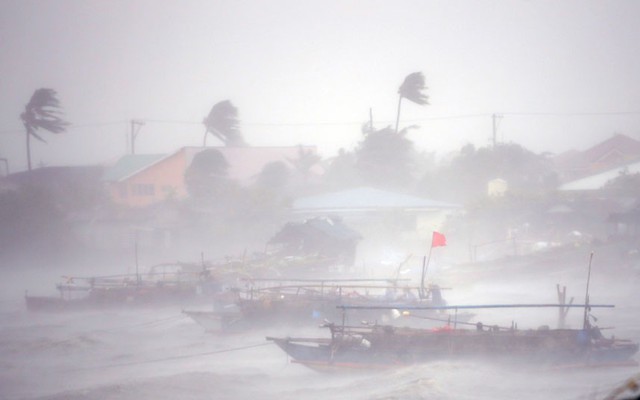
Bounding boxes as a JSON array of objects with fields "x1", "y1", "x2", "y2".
[
  {"x1": 395, "y1": 72, "x2": 429, "y2": 134},
  {"x1": 202, "y1": 100, "x2": 245, "y2": 147},
  {"x1": 20, "y1": 88, "x2": 69, "y2": 171}
]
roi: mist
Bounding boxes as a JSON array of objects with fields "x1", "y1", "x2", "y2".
[
  {"x1": 2, "y1": 1, "x2": 640, "y2": 399},
  {"x1": 2, "y1": 1, "x2": 640, "y2": 170}
]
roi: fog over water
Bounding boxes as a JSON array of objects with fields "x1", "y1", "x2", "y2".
[{"x1": 1, "y1": 249, "x2": 640, "y2": 400}]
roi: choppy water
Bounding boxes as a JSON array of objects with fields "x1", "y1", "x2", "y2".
[{"x1": 2, "y1": 258, "x2": 640, "y2": 400}]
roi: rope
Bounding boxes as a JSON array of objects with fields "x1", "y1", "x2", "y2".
[
  {"x1": 66, "y1": 342, "x2": 273, "y2": 372},
  {"x1": 48, "y1": 314, "x2": 188, "y2": 346},
  {"x1": 98, "y1": 314, "x2": 188, "y2": 333}
]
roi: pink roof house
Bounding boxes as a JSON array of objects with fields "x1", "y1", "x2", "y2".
[{"x1": 103, "y1": 146, "x2": 319, "y2": 207}]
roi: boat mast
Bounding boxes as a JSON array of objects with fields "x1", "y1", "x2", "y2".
[
  {"x1": 420, "y1": 254, "x2": 429, "y2": 299},
  {"x1": 135, "y1": 236, "x2": 141, "y2": 287},
  {"x1": 582, "y1": 252, "x2": 594, "y2": 330}
]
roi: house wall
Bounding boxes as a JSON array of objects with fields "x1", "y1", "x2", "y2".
[
  {"x1": 106, "y1": 146, "x2": 322, "y2": 207},
  {"x1": 108, "y1": 151, "x2": 188, "y2": 207}
]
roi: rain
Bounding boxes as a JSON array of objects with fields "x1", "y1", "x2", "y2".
[{"x1": 1, "y1": 1, "x2": 640, "y2": 399}]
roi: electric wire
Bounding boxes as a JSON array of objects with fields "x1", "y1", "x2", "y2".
[{"x1": 2, "y1": 111, "x2": 639, "y2": 134}]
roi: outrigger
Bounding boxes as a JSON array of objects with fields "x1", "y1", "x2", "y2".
[
  {"x1": 267, "y1": 303, "x2": 639, "y2": 372},
  {"x1": 268, "y1": 252, "x2": 639, "y2": 371},
  {"x1": 183, "y1": 277, "x2": 472, "y2": 333},
  {"x1": 24, "y1": 262, "x2": 211, "y2": 311}
]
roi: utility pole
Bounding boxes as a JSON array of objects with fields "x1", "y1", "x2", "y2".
[
  {"x1": 492, "y1": 114, "x2": 502, "y2": 147},
  {"x1": 0, "y1": 158, "x2": 9, "y2": 176},
  {"x1": 369, "y1": 108, "x2": 374, "y2": 132},
  {"x1": 130, "y1": 119, "x2": 145, "y2": 154}
]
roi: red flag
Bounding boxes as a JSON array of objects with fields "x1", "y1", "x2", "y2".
[{"x1": 431, "y1": 231, "x2": 447, "y2": 248}]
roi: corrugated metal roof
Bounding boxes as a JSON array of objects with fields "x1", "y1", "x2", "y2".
[
  {"x1": 269, "y1": 217, "x2": 362, "y2": 243},
  {"x1": 559, "y1": 160, "x2": 640, "y2": 191},
  {"x1": 293, "y1": 187, "x2": 461, "y2": 211},
  {"x1": 102, "y1": 154, "x2": 167, "y2": 182}
]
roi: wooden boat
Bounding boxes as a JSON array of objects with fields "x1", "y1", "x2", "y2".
[
  {"x1": 267, "y1": 304, "x2": 639, "y2": 371},
  {"x1": 25, "y1": 262, "x2": 211, "y2": 311},
  {"x1": 182, "y1": 308, "x2": 244, "y2": 332},
  {"x1": 183, "y1": 278, "x2": 473, "y2": 332}
]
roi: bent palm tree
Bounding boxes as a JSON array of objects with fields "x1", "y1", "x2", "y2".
[
  {"x1": 202, "y1": 100, "x2": 245, "y2": 147},
  {"x1": 395, "y1": 72, "x2": 429, "y2": 134},
  {"x1": 21, "y1": 88, "x2": 69, "y2": 171}
]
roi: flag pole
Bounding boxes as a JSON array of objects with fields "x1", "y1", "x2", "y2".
[
  {"x1": 422, "y1": 231, "x2": 445, "y2": 299},
  {"x1": 582, "y1": 252, "x2": 594, "y2": 330},
  {"x1": 420, "y1": 245, "x2": 433, "y2": 299}
]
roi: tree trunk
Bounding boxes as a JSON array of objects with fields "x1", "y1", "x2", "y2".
[
  {"x1": 394, "y1": 94, "x2": 403, "y2": 134},
  {"x1": 26, "y1": 128, "x2": 32, "y2": 171}
]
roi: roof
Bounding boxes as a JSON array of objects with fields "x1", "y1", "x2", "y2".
[
  {"x1": 102, "y1": 154, "x2": 167, "y2": 182},
  {"x1": 553, "y1": 134, "x2": 640, "y2": 179},
  {"x1": 293, "y1": 187, "x2": 461, "y2": 212},
  {"x1": 8, "y1": 166, "x2": 104, "y2": 186},
  {"x1": 182, "y1": 146, "x2": 321, "y2": 182},
  {"x1": 559, "y1": 160, "x2": 640, "y2": 191},
  {"x1": 581, "y1": 134, "x2": 640, "y2": 164},
  {"x1": 103, "y1": 146, "x2": 322, "y2": 184},
  {"x1": 269, "y1": 217, "x2": 362, "y2": 244}
]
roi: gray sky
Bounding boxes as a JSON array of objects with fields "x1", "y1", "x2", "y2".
[{"x1": 1, "y1": 0, "x2": 640, "y2": 171}]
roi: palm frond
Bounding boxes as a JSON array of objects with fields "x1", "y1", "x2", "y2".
[
  {"x1": 22, "y1": 88, "x2": 69, "y2": 136},
  {"x1": 398, "y1": 72, "x2": 429, "y2": 105},
  {"x1": 28, "y1": 88, "x2": 62, "y2": 109},
  {"x1": 36, "y1": 119, "x2": 68, "y2": 133},
  {"x1": 203, "y1": 100, "x2": 246, "y2": 146},
  {"x1": 28, "y1": 127, "x2": 47, "y2": 143}
]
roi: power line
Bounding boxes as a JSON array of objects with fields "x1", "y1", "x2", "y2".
[
  {"x1": 502, "y1": 111, "x2": 640, "y2": 117},
  {"x1": 70, "y1": 120, "x2": 127, "y2": 128},
  {"x1": 0, "y1": 120, "x2": 127, "y2": 135},
  {"x1": 2, "y1": 111, "x2": 639, "y2": 134}
]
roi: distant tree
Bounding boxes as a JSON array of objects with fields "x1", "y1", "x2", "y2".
[
  {"x1": 202, "y1": 100, "x2": 245, "y2": 147},
  {"x1": 418, "y1": 143, "x2": 557, "y2": 203},
  {"x1": 355, "y1": 125, "x2": 417, "y2": 189},
  {"x1": 255, "y1": 161, "x2": 290, "y2": 191},
  {"x1": 287, "y1": 146, "x2": 322, "y2": 182},
  {"x1": 323, "y1": 148, "x2": 360, "y2": 190},
  {"x1": 395, "y1": 72, "x2": 428, "y2": 134},
  {"x1": 184, "y1": 149, "x2": 230, "y2": 198},
  {"x1": 603, "y1": 170, "x2": 640, "y2": 197},
  {"x1": 0, "y1": 183, "x2": 68, "y2": 256},
  {"x1": 20, "y1": 88, "x2": 69, "y2": 171}
]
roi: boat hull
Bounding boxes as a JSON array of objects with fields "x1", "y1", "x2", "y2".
[
  {"x1": 268, "y1": 327, "x2": 639, "y2": 371},
  {"x1": 25, "y1": 285, "x2": 200, "y2": 312}
]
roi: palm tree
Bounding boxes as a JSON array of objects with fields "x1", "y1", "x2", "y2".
[
  {"x1": 20, "y1": 88, "x2": 69, "y2": 171},
  {"x1": 202, "y1": 100, "x2": 245, "y2": 147},
  {"x1": 395, "y1": 72, "x2": 429, "y2": 134},
  {"x1": 287, "y1": 145, "x2": 321, "y2": 183}
]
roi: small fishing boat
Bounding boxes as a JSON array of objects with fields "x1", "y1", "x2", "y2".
[
  {"x1": 25, "y1": 262, "x2": 210, "y2": 311},
  {"x1": 183, "y1": 278, "x2": 472, "y2": 332},
  {"x1": 267, "y1": 303, "x2": 639, "y2": 371}
]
